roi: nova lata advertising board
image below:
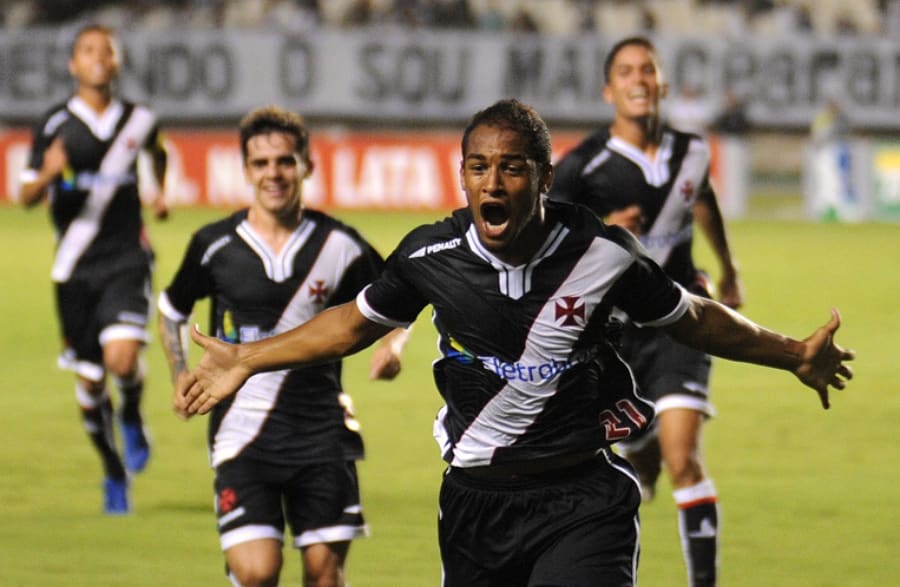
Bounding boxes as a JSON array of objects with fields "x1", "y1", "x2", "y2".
[{"x1": 1, "y1": 128, "x2": 583, "y2": 211}]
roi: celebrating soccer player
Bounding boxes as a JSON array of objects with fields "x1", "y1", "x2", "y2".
[{"x1": 176, "y1": 98, "x2": 853, "y2": 587}]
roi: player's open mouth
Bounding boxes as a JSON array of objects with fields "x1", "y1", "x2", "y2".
[{"x1": 481, "y1": 201, "x2": 510, "y2": 238}]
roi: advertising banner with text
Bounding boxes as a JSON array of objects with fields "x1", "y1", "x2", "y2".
[
  {"x1": 2, "y1": 29, "x2": 898, "y2": 129},
  {"x1": 1, "y1": 128, "x2": 583, "y2": 211}
]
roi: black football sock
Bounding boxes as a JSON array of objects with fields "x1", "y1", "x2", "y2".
[
  {"x1": 76, "y1": 382, "x2": 126, "y2": 480},
  {"x1": 113, "y1": 362, "x2": 145, "y2": 425},
  {"x1": 674, "y1": 479, "x2": 719, "y2": 587}
]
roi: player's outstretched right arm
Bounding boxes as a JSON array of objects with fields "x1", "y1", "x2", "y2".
[{"x1": 179, "y1": 301, "x2": 394, "y2": 415}]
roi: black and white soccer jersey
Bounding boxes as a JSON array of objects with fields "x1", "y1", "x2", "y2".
[
  {"x1": 22, "y1": 96, "x2": 162, "y2": 283},
  {"x1": 357, "y1": 201, "x2": 688, "y2": 469},
  {"x1": 551, "y1": 126, "x2": 713, "y2": 288},
  {"x1": 158, "y1": 209, "x2": 384, "y2": 467}
]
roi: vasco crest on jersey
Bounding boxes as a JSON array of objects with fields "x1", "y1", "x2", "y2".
[
  {"x1": 679, "y1": 179, "x2": 697, "y2": 203},
  {"x1": 554, "y1": 295, "x2": 586, "y2": 327},
  {"x1": 307, "y1": 279, "x2": 330, "y2": 304}
]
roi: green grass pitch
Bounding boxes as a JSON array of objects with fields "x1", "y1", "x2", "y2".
[{"x1": 0, "y1": 204, "x2": 897, "y2": 586}]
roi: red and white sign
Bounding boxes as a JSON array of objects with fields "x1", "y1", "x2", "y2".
[{"x1": 2, "y1": 128, "x2": 584, "y2": 211}]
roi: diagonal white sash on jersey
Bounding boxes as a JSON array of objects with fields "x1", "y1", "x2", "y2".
[
  {"x1": 51, "y1": 106, "x2": 157, "y2": 282},
  {"x1": 627, "y1": 134, "x2": 708, "y2": 268},
  {"x1": 273, "y1": 230, "x2": 365, "y2": 330},
  {"x1": 211, "y1": 225, "x2": 366, "y2": 467},
  {"x1": 446, "y1": 235, "x2": 642, "y2": 467}
]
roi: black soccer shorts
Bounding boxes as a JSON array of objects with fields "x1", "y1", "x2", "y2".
[
  {"x1": 438, "y1": 451, "x2": 641, "y2": 587},
  {"x1": 619, "y1": 323, "x2": 714, "y2": 417},
  {"x1": 214, "y1": 457, "x2": 368, "y2": 551},
  {"x1": 55, "y1": 267, "x2": 151, "y2": 379}
]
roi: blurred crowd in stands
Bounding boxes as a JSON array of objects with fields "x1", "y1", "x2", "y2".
[{"x1": 4, "y1": 0, "x2": 900, "y2": 38}]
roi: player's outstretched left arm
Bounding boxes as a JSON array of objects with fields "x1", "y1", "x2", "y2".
[{"x1": 664, "y1": 297, "x2": 854, "y2": 409}]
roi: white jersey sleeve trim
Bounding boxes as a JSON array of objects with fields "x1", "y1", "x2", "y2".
[
  {"x1": 157, "y1": 291, "x2": 190, "y2": 322},
  {"x1": 633, "y1": 283, "x2": 689, "y2": 327},
  {"x1": 355, "y1": 285, "x2": 413, "y2": 329}
]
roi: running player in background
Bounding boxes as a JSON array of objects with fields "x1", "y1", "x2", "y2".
[
  {"x1": 550, "y1": 36, "x2": 743, "y2": 586},
  {"x1": 157, "y1": 105, "x2": 408, "y2": 587},
  {"x1": 173, "y1": 99, "x2": 852, "y2": 587},
  {"x1": 19, "y1": 23, "x2": 168, "y2": 515}
]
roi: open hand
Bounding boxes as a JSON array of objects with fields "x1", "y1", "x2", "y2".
[
  {"x1": 179, "y1": 326, "x2": 251, "y2": 415},
  {"x1": 793, "y1": 308, "x2": 855, "y2": 409}
]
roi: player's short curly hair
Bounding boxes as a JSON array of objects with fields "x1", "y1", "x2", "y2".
[
  {"x1": 239, "y1": 105, "x2": 310, "y2": 162},
  {"x1": 461, "y1": 99, "x2": 552, "y2": 169}
]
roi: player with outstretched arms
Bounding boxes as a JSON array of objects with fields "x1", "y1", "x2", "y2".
[{"x1": 174, "y1": 99, "x2": 853, "y2": 587}]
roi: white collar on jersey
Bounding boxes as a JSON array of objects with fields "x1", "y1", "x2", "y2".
[
  {"x1": 236, "y1": 216, "x2": 317, "y2": 283},
  {"x1": 67, "y1": 96, "x2": 125, "y2": 141},
  {"x1": 465, "y1": 222, "x2": 569, "y2": 300},
  {"x1": 607, "y1": 131, "x2": 675, "y2": 187}
]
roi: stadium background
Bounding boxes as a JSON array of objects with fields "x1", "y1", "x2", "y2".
[
  {"x1": 3, "y1": 0, "x2": 900, "y2": 219},
  {"x1": 1, "y1": 1, "x2": 898, "y2": 585}
]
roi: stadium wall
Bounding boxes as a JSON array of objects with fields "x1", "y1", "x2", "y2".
[{"x1": 1, "y1": 28, "x2": 899, "y2": 130}]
